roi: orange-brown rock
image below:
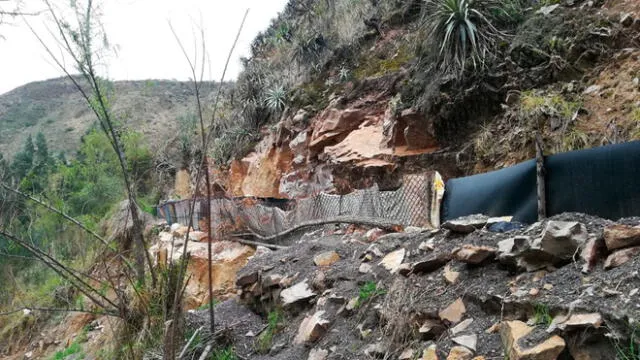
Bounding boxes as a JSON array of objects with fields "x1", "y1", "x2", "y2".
[
  {"x1": 446, "y1": 346, "x2": 474, "y2": 360},
  {"x1": 439, "y1": 298, "x2": 466, "y2": 324},
  {"x1": 603, "y1": 224, "x2": 640, "y2": 251},
  {"x1": 229, "y1": 158, "x2": 250, "y2": 197},
  {"x1": 314, "y1": 251, "x2": 341, "y2": 267},
  {"x1": 500, "y1": 320, "x2": 565, "y2": 360},
  {"x1": 604, "y1": 246, "x2": 640, "y2": 269},
  {"x1": 382, "y1": 108, "x2": 437, "y2": 150},
  {"x1": 185, "y1": 241, "x2": 255, "y2": 308},
  {"x1": 309, "y1": 108, "x2": 366, "y2": 150},
  {"x1": 452, "y1": 245, "x2": 497, "y2": 264},
  {"x1": 294, "y1": 311, "x2": 330, "y2": 344},
  {"x1": 150, "y1": 237, "x2": 254, "y2": 309},
  {"x1": 323, "y1": 124, "x2": 394, "y2": 167},
  {"x1": 174, "y1": 169, "x2": 192, "y2": 199},
  {"x1": 233, "y1": 146, "x2": 294, "y2": 198}
]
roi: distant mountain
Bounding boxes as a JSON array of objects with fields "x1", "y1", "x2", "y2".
[{"x1": 0, "y1": 77, "x2": 227, "y2": 158}]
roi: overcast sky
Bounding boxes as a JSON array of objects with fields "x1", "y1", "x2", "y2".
[{"x1": 0, "y1": 0, "x2": 288, "y2": 95}]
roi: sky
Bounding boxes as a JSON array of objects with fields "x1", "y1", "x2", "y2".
[{"x1": 0, "y1": 0, "x2": 289, "y2": 95}]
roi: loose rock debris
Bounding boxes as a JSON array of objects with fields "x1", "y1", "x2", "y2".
[{"x1": 191, "y1": 213, "x2": 640, "y2": 359}]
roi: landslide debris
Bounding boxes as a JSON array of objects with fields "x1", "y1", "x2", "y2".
[{"x1": 179, "y1": 212, "x2": 640, "y2": 359}]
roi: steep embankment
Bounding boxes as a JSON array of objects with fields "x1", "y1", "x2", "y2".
[{"x1": 196, "y1": 0, "x2": 640, "y2": 201}]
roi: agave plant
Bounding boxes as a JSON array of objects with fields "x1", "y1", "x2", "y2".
[
  {"x1": 424, "y1": 0, "x2": 506, "y2": 75},
  {"x1": 338, "y1": 67, "x2": 351, "y2": 82},
  {"x1": 264, "y1": 85, "x2": 287, "y2": 111}
]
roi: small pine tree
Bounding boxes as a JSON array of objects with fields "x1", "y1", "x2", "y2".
[
  {"x1": 11, "y1": 135, "x2": 35, "y2": 181},
  {"x1": 34, "y1": 132, "x2": 51, "y2": 168}
]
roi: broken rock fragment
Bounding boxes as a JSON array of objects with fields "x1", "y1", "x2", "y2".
[
  {"x1": 413, "y1": 253, "x2": 450, "y2": 274},
  {"x1": 604, "y1": 246, "x2": 640, "y2": 269},
  {"x1": 534, "y1": 221, "x2": 587, "y2": 259},
  {"x1": 444, "y1": 264, "x2": 460, "y2": 284},
  {"x1": 442, "y1": 214, "x2": 488, "y2": 234},
  {"x1": 422, "y1": 344, "x2": 438, "y2": 360},
  {"x1": 603, "y1": 224, "x2": 640, "y2": 251},
  {"x1": 439, "y1": 298, "x2": 466, "y2": 324},
  {"x1": 294, "y1": 311, "x2": 331, "y2": 344},
  {"x1": 308, "y1": 348, "x2": 329, "y2": 360},
  {"x1": 450, "y1": 318, "x2": 474, "y2": 335},
  {"x1": 379, "y1": 248, "x2": 405, "y2": 273},
  {"x1": 500, "y1": 320, "x2": 565, "y2": 360},
  {"x1": 281, "y1": 279, "x2": 316, "y2": 306},
  {"x1": 313, "y1": 251, "x2": 340, "y2": 267},
  {"x1": 452, "y1": 245, "x2": 497, "y2": 264},
  {"x1": 580, "y1": 236, "x2": 606, "y2": 273},
  {"x1": 452, "y1": 334, "x2": 478, "y2": 352},
  {"x1": 446, "y1": 346, "x2": 474, "y2": 360},
  {"x1": 549, "y1": 312, "x2": 603, "y2": 332}
]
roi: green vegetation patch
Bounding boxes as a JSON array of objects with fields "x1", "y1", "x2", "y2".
[
  {"x1": 356, "y1": 281, "x2": 386, "y2": 308},
  {"x1": 256, "y1": 309, "x2": 284, "y2": 354},
  {"x1": 354, "y1": 45, "x2": 412, "y2": 79}
]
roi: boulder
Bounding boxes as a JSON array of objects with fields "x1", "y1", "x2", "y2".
[
  {"x1": 237, "y1": 146, "x2": 294, "y2": 198},
  {"x1": 500, "y1": 320, "x2": 565, "y2": 360},
  {"x1": 452, "y1": 245, "x2": 497, "y2": 264},
  {"x1": 281, "y1": 279, "x2": 316, "y2": 306},
  {"x1": 379, "y1": 248, "x2": 406, "y2": 273},
  {"x1": 439, "y1": 298, "x2": 466, "y2": 324},
  {"x1": 534, "y1": 221, "x2": 587, "y2": 259},
  {"x1": 294, "y1": 311, "x2": 331, "y2": 344},
  {"x1": 314, "y1": 251, "x2": 341, "y2": 267},
  {"x1": 603, "y1": 224, "x2": 640, "y2": 251},
  {"x1": 604, "y1": 246, "x2": 640, "y2": 269},
  {"x1": 442, "y1": 215, "x2": 489, "y2": 234}
]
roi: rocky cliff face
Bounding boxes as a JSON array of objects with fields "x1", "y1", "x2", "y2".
[{"x1": 191, "y1": 0, "x2": 640, "y2": 202}]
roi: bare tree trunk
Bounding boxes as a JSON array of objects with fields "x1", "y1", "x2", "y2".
[
  {"x1": 164, "y1": 11, "x2": 248, "y2": 359},
  {"x1": 535, "y1": 132, "x2": 547, "y2": 221}
]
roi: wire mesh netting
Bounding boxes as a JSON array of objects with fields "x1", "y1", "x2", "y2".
[{"x1": 157, "y1": 171, "x2": 444, "y2": 239}]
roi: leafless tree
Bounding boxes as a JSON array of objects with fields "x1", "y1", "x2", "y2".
[{"x1": 162, "y1": 11, "x2": 248, "y2": 359}]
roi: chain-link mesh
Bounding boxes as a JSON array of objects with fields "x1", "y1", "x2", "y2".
[{"x1": 157, "y1": 171, "x2": 444, "y2": 239}]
